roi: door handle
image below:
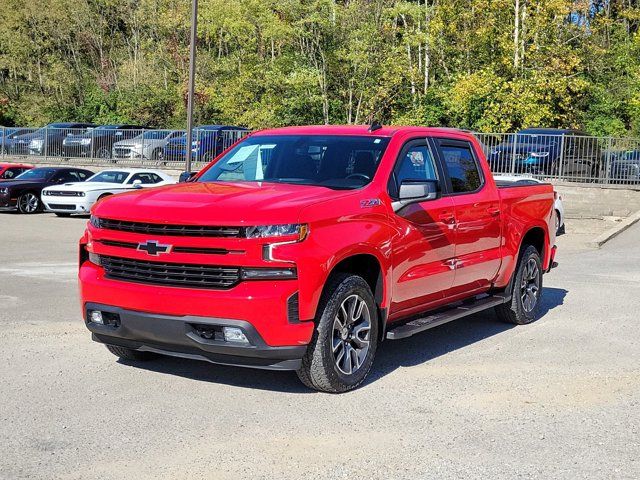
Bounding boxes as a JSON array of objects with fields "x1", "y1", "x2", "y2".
[
  {"x1": 438, "y1": 213, "x2": 456, "y2": 224},
  {"x1": 487, "y1": 207, "x2": 501, "y2": 216}
]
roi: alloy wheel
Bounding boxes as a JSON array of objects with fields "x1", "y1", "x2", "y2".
[
  {"x1": 332, "y1": 294, "x2": 371, "y2": 375},
  {"x1": 520, "y1": 258, "x2": 540, "y2": 313},
  {"x1": 19, "y1": 193, "x2": 39, "y2": 213}
]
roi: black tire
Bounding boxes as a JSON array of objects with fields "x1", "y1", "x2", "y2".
[
  {"x1": 96, "y1": 146, "x2": 111, "y2": 159},
  {"x1": 151, "y1": 148, "x2": 164, "y2": 161},
  {"x1": 105, "y1": 344, "x2": 156, "y2": 361},
  {"x1": 555, "y1": 210, "x2": 565, "y2": 235},
  {"x1": 55, "y1": 212, "x2": 71, "y2": 217},
  {"x1": 495, "y1": 245, "x2": 543, "y2": 325},
  {"x1": 17, "y1": 192, "x2": 41, "y2": 214},
  {"x1": 297, "y1": 273, "x2": 379, "y2": 393}
]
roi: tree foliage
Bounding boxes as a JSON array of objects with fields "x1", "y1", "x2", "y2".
[{"x1": 0, "y1": 0, "x2": 639, "y2": 134}]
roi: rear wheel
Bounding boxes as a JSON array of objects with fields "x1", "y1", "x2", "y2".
[
  {"x1": 105, "y1": 345, "x2": 156, "y2": 361},
  {"x1": 151, "y1": 148, "x2": 164, "y2": 162},
  {"x1": 17, "y1": 192, "x2": 40, "y2": 214},
  {"x1": 495, "y1": 245, "x2": 543, "y2": 325},
  {"x1": 297, "y1": 274, "x2": 378, "y2": 393}
]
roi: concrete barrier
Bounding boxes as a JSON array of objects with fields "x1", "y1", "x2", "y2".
[{"x1": 552, "y1": 182, "x2": 640, "y2": 218}]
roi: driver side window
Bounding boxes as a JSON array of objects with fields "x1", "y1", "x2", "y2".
[{"x1": 395, "y1": 144, "x2": 438, "y2": 185}]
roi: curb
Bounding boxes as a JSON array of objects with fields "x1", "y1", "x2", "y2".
[{"x1": 587, "y1": 209, "x2": 640, "y2": 249}]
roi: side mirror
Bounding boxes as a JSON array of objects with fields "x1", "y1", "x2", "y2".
[
  {"x1": 179, "y1": 171, "x2": 197, "y2": 183},
  {"x1": 393, "y1": 179, "x2": 440, "y2": 212},
  {"x1": 132, "y1": 179, "x2": 143, "y2": 189}
]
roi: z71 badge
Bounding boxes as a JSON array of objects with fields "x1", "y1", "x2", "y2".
[{"x1": 360, "y1": 198, "x2": 382, "y2": 208}]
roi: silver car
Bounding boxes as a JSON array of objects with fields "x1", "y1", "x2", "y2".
[{"x1": 112, "y1": 130, "x2": 182, "y2": 162}]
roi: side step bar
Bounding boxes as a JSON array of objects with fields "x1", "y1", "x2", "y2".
[{"x1": 386, "y1": 294, "x2": 510, "y2": 340}]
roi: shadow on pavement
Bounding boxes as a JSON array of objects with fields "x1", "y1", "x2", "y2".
[{"x1": 118, "y1": 287, "x2": 568, "y2": 393}]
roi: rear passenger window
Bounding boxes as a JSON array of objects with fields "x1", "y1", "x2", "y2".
[{"x1": 440, "y1": 144, "x2": 482, "y2": 193}]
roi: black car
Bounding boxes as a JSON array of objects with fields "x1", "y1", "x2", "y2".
[
  {"x1": 0, "y1": 167, "x2": 93, "y2": 214},
  {"x1": 0, "y1": 128, "x2": 32, "y2": 154},
  {"x1": 62, "y1": 125, "x2": 148, "y2": 159},
  {"x1": 488, "y1": 128, "x2": 602, "y2": 180},
  {"x1": 9, "y1": 123, "x2": 95, "y2": 157}
]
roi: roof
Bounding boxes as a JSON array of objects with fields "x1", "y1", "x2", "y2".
[{"x1": 252, "y1": 125, "x2": 474, "y2": 137}]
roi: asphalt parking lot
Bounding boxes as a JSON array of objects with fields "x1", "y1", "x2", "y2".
[{"x1": 1, "y1": 213, "x2": 638, "y2": 480}]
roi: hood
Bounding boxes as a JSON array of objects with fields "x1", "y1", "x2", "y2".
[
  {"x1": 492, "y1": 141, "x2": 559, "y2": 155},
  {"x1": 44, "y1": 181, "x2": 122, "y2": 192},
  {"x1": 12, "y1": 132, "x2": 42, "y2": 143},
  {"x1": 113, "y1": 139, "x2": 143, "y2": 147},
  {"x1": 93, "y1": 181, "x2": 354, "y2": 224}
]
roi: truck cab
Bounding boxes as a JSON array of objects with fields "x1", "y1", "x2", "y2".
[{"x1": 79, "y1": 125, "x2": 557, "y2": 392}]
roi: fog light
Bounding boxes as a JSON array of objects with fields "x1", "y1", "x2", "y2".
[
  {"x1": 90, "y1": 310, "x2": 104, "y2": 325},
  {"x1": 223, "y1": 327, "x2": 249, "y2": 344}
]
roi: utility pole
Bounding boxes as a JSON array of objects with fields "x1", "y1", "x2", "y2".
[{"x1": 185, "y1": 0, "x2": 198, "y2": 173}]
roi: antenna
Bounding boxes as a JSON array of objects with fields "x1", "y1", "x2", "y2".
[{"x1": 368, "y1": 121, "x2": 383, "y2": 133}]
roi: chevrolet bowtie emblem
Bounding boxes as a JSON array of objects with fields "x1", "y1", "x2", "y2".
[{"x1": 137, "y1": 240, "x2": 172, "y2": 256}]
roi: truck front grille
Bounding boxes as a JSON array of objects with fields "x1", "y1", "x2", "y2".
[
  {"x1": 97, "y1": 218, "x2": 244, "y2": 237},
  {"x1": 101, "y1": 255, "x2": 241, "y2": 289}
]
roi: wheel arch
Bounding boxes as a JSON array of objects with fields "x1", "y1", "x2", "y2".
[{"x1": 321, "y1": 252, "x2": 388, "y2": 342}]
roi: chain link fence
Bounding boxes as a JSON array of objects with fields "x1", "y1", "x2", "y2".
[{"x1": 2, "y1": 126, "x2": 640, "y2": 186}]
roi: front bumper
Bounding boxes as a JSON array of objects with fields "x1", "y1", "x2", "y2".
[
  {"x1": 43, "y1": 196, "x2": 93, "y2": 214},
  {"x1": 85, "y1": 302, "x2": 307, "y2": 370},
  {"x1": 0, "y1": 193, "x2": 17, "y2": 210}
]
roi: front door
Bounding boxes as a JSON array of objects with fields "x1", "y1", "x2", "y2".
[{"x1": 389, "y1": 139, "x2": 457, "y2": 317}]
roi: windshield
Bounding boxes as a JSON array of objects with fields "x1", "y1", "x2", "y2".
[
  {"x1": 198, "y1": 135, "x2": 390, "y2": 189},
  {"x1": 15, "y1": 168, "x2": 55, "y2": 181},
  {"x1": 87, "y1": 171, "x2": 129, "y2": 184}
]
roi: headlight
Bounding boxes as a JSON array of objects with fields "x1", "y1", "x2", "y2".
[
  {"x1": 89, "y1": 215, "x2": 101, "y2": 228},
  {"x1": 80, "y1": 138, "x2": 91, "y2": 145},
  {"x1": 77, "y1": 192, "x2": 86, "y2": 197},
  {"x1": 531, "y1": 152, "x2": 550, "y2": 158},
  {"x1": 245, "y1": 224, "x2": 309, "y2": 240},
  {"x1": 0, "y1": 187, "x2": 8, "y2": 195}
]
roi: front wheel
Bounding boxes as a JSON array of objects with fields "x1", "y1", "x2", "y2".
[
  {"x1": 17, "y1": 192, "x2": 40, "y2": 214},
  {"x1": 495, "y1": 245, "x2": 543, "y2": 325},
  {"x1": 297, "y1": 274, "x2": 378, "y2": 393}
]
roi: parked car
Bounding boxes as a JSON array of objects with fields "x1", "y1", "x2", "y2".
[
  {"x1": 488, "y1": 128, "x2": 602, "y2": 180},
  {"x1": 0, "y1": 167, "x2": 93, "y2": 213},
  {"x1": 42, "y1": 168, "x2": 175, "y2": 217},
  {"x1": 0, "y1": 163, "x2": 34, "y2": 180},
  {"x1": 163, "y1": 125, "x2": 248, "y2": 162},
  {"x1": 8, "y1": 123, "x2": 96, "y2": 156},
  {"x1": 62, "y1": 125, "x2": 148, "y2": 159},
  {"x1": 112, "y1": 130, "x2": 183, "y2": 162},
  {"x1": 609, "y1": 150, "x2": 640, "y2": 183},
  {"x1": 494, "y1": 175, "x2": 565, "y2": 234},
  {"x1": 80, "y1": 125, "x2": 558, "y2": 392},
  {"x1": 0, "y1": 128, "x2": 32, "y2": 154}
]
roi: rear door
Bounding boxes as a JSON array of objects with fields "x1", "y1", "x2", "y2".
[
  {"x1": 434, "y1": 138, "x2": 502, "y2": 298},
  {"x1": 388, "y1": 139, "x2": 457, "y2": 315}
]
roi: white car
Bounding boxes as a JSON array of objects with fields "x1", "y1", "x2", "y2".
[
  {"x1": 112, "y1": 130, "x2": 182, "y2": 162},
  {"x1": 493, "y1": 174, "x2": 565, "y2": 234},
  {"x1": 41, "y1": 168, "x2": 175, "y2": 216}
]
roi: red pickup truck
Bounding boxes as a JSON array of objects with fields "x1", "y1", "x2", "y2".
[{"x1": 79, "y1": 125, "x2": 557, "y2": 392}]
